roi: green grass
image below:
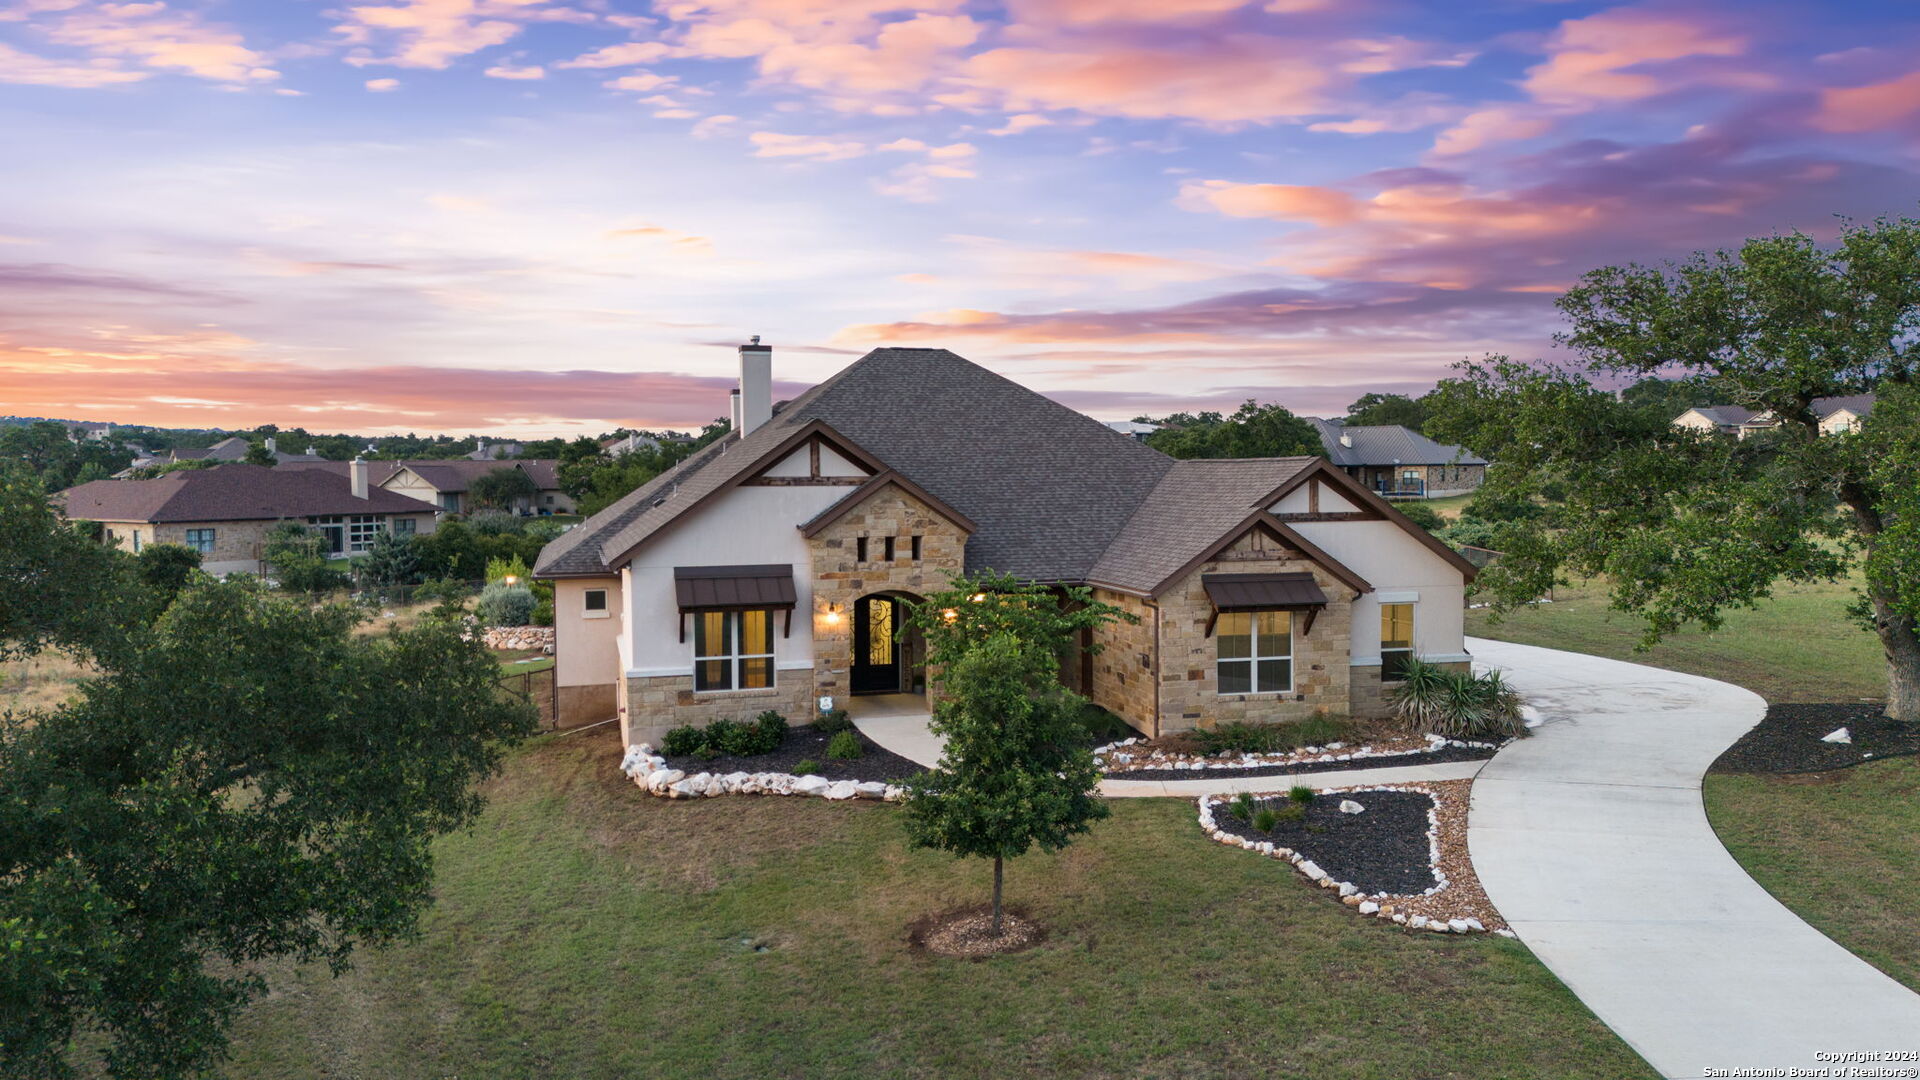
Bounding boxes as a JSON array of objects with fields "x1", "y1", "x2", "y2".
[
  {"x1": 1705, "y1": 758, "x2": 1920, "y2": 992},
  {"x1": 1465, "y1": 575, "x2": 1885, "y2": 704},
  {"x1": 1409, "y1": 493, "x2": 1475, "y2": 521},
  {"x1": 218, "y1": 730, "x2": 1653, "y2": 1080}
]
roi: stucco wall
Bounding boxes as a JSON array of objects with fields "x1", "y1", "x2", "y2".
[
  {"x1": 1287, "y1": 517, "x2": 1469, "y2": 669},
  {"x1": 554, "y1": 576, "x2": 622, "y2": 727}
]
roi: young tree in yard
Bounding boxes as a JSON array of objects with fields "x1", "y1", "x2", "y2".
[
  {"x1": 136, "y1": 542, "x2": 203, "y2": 614},
  {"x1": 1426, "y1": 216, "x2": 1920, "y2": 721},
  {"x1": 262, "y1": 522, "x2": 347, "y2": 597},
  {"x1": 898, "y1": 573, "x2": 1130, "y2": 934},
  {"x1": 359, "y1": 529, "x2": 419, "y2": 596},
  {"x1": 0, "y1": 477, "x2": 538, "y2": 1079},
  {"x1": 466, "y1": 465, "x2": 537, "y2": 511}
]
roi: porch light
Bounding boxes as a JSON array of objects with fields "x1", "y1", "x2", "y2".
[
  {"x1": 969, "y1": 593, "x2": 986, "y2": 603},
  {"x1": 502, "y1": 575, "x2": 520, "y2": 586},
  {"x1": 941, "y1": 608, "x2": 959, "y2": 622},
  {"x1": 823, "y1": 605, "x2": 842, "y2": 626}
]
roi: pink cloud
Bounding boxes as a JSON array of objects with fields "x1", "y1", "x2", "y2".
[
  {"x1": 1815, "y1": 69, "x2": 1920, "y2": 133},
  {"x1": 1521, "y1": 6, "x2": 1752, "y2": 106},
  {"x1": 23, "y1": 1, "x2": 278, "y2": 84},
  {"x1": 0, "y1": 41, "x2": 145, "y2": 87},
  {"x1": 965, "y1": 36, "x2": 1338, "y2": 125}
]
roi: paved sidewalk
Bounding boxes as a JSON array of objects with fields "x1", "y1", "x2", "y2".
[{"x1": 1467, "y1": 637, "x2": 1920, "y2": 1080}]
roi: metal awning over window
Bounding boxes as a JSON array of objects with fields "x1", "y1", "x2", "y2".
[
  {"x1": 674, "y1": 564, "x2": 796, "y2": 640},
  {"x1": 1202, "y1": 572, "x2": 1329, "y2": 636}
]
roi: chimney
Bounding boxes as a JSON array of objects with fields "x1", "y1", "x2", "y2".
[
  {"x1": 738, "y1": 335, "x2": 772, "y2": 435},
  {"x1": 1339, "y1": 432, "x2": 1353, "y2": 448},
  {"x1": 350, "y1": 456, "x2": 369, "y2": 500},
  {"x1": 730, "y1": 388, "x2": 744, "y2": 433},
  {"x1": 305, "y1": 446, "x2": 318, "y2": 457},
  {"x1": 264, "y1": 436, "x2": 276, "y2": 455}
]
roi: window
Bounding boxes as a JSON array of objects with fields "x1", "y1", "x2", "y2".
[
  {"x1": 1381, "y1": 603, "x2": 1415, "y2": 682},
  {"x1": 347, "y1": 515, "x2": 384, "y2": 553},
  {"x1": 693, "y1": 609, "x2": 774, "y2": 691},
  {"x1": 883, "y1": 536, "x2": 896, "y2": 562},
  {"x1": 855, "y1": 536, "x2": 868, "y2": 563},
  {"x1": 394, "y1": 517, "x2": 416, "y2": 537},
  {"x1": 185, "y1": 528, "x2": 216, "y2": 554},
  {"x1": 440, "y1": 492, "x2": 460, "y2": 512},
  {"x1": 583, "y1": 588, "x2": 609, "y2": 618},
  {"x1": 910, "y1": 535, "x2": 922, "y2": 561},
  {"x1": 1216, "y1": 610, "x2": 1292, "y2": 695},
  {"x1": 131, "y1": 529, "x2": 142, "y2": 553},
  {"x1": 543, "y1": 494, "x2": 554, "y2": 506}
]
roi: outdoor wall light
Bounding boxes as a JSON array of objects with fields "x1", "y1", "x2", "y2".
[
  {"x1": 822, "y1": 605, "x2": 842, "y2": 625},
  {"x1": 968, "y1": 593, "x2": 986, "y2": 603},
  {"x1": 941, "y1": 608, "x2": 959, "y2": 622}
]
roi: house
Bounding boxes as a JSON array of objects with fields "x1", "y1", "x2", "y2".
[
  {"x1": 602, "y1": 432, "x2": 662, "y2": 456},
  {"x1": 56, "y1": 462, "x2": 438, "y2": 575},
  {"x1": 1306, "y1": 418, "x2": 1486, "y2": 498},
  {"x1": 1674, "y1": 395, "x2": 1876, "y2": 438},
  {"x1": 466, "y1": 439, "x2": 526, "y2": 460},
  {"x1": 1103, "y1": 421, "x2": 1159, "y2": 440},
  {"x1": 534, "y1": 343, "x2": 1479, "y2": 744},
  {"x1": 277, "y1": 457, "x2": 573, "y2": 515}
]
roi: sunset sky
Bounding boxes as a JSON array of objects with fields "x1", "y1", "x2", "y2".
[{"x1": 4, "y1": 0, "x2": 1919, "y2": 436}]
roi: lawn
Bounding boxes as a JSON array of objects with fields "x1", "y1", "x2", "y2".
[
  {"x1": 1465, "y1": 574, "x2": 1885, "y2": 704},
  {"x1": 1409, "y1": 492, "x2": 1476, "y2": 521},
  {"x1": 218, "y1": 729, "x2": 1653, "y2": 1080},
  {"x1": 1705, "y1": 758, "x2": 1920, "y2": 992},
  {"x1": 0, "y1": 648, "x2": 92, "y2": 716}
]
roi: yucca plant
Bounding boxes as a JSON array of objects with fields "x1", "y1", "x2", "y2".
[
  {"x1": 1389, "y1": 658, "x2": 1529, "y2": 740},
  {"x1": 1388, "y1": 657, "x2": 1453, "y2": 732}
]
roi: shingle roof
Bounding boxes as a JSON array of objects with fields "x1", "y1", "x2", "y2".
[
  {"x1": 1694, "y1": 395, "x2": 1875, "y2": 427},
  {"x1": 538, "y1": 348, "x2": 1174, "y2": 581},
  {"x1": 275, "y1": 457, "x2": 561, "y2": 491},
  {"x1": 1307, "y1": 418, "x2": 1487, "y2": 467},
  {"x1": 57, "y1": 464, "x2": 439, "y2": 524},
  {"x1": 1685, "y1": 405, "x2": 1757, "y2": 426},
  {"x1": 1087, "y1": 458, "x2": 1315, "y2": 592}
]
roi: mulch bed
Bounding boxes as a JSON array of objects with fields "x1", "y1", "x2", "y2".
[
  {"x1": 659, "y1": 724, "x2": 926, "y2": 783},
  {"x1": 908, "y1": 905, "x2": 1045, "y2": 958},
  {"x1": 1208, "y1": 790, "x2": 1436, "y2": 896},
  {"x1": 1110, "y1": 742, "x2": 1496, "y2": 782},
  {"x1": 1709, "y1": 703, "x2": 1920, "y2": 775}
]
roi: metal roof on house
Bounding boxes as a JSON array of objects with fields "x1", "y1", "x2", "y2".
[
  {"x1": 673, "y1": 564, "x2": 797, "y2": 611},
  {"x1": 1307, "y1": 418, "x2": 1487, "y2": 467},
  {"x1": 56, "y1": 464, "x2": 439, "y2": 524},
  {"x1": 1202, "y1": 572, "x2": 1329, "y2": 612}
]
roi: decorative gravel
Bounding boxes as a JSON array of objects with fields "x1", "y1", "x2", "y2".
[
  {"x1": 1111, "y1": 742, "x2": 1497, "y2": 782},
  {"x1": 1209, "y1": 790, "x2": 1437, "y2": 895},
  {"x1": 1709, "y1": 703, "x2": 1920, "y2": 775},
  {"x1": 659, "y1": 724, "x2": 925, "y2": 783}
]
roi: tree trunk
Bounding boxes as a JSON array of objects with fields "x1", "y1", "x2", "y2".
[
  {"x1": 1879, "y1": 607, "x2": 1920, "y2": 724},
  {"x1": 992, "y1": 855, "x2": 1004, "y2": 935}
]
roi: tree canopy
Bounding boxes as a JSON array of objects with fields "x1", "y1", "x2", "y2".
[
  {"x1": 1426, "y1": 215, "x2": 1920, "y2": 720},
  {"x1": 898, "y1": 573, "x2": 1129, "y2": 932},
  {"x1": 0, "y1": 471, "x2": 537, "y2": 1078},
  {"x1": 1140, "y1": 400, "x2": 1323, "y2": 460},
  {"x1": 1344, "y1": 392, "x2": 1433, "y2": 431},
  {"x1": 467, "y1": 466, "x2": 538, "y2": 510}
]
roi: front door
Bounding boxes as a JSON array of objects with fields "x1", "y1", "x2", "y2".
[{"x1": 850, "y1": 595, "x2": 901, "y2": 694}]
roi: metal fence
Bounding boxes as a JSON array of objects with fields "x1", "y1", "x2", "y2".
[{"x1": 499, "y1": 666, "x2": 556, "y2": 728}]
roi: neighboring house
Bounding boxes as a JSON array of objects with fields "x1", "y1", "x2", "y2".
[
  {"x1": 64, "y1": 421, "x2": 113, "y2": 442},
  {"x1": 535, "y1": 343, "x2": 1478, "y2": 744},
  {"x1": 601, "y1": 432, "x2": 662, "y2": 456},
  {"x1": 278, "y1": 457, "x2": 573, "y2": 515},
  {"x1": 1103, "y1": 421, "x2": 1159, "y2": 440},
  {"x1": 56, "y1": 462, "x2": 438, "y2": 575},
  {"x1": 1306, "y1": 418, "x2": 1486, "y2": 498},
  {"x1": 467, "y1": 439, "x2": 525, "y2": 461},
  {"x1": 1676, "y1": 395, "x2": 1876, "y2": 438}
]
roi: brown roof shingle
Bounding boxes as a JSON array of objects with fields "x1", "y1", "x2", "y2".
[{"x1": 57, "y1": 465, "x2": 438, "y2": 524}]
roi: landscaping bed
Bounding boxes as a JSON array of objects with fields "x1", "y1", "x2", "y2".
[
  {"x1": 1709, "y1": 703, "x2": 1920, "y2": 775},
  {"x1": 1198, "y1": 778, "x2": 1508, "y2": 934},
  {"x1": 655, "y1": 724, "x2": 925, "y2": 784},
  {"x1": 1106, "y1": 738, "x2": 1498, "y2": 781}
]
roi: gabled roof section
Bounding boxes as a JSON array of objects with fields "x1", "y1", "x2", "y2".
[
  {"x1": 56, "y1": 465, "x2": 439, "y2": 524},
  {"x1": 1132, "y1": 509, "x2": 1372, "y2": 599},
  {"x1": 1087, "y1": 457, "x2": 1318, "y2": 594},
  {"x1": 538, "y1": 348, "x2": 1170, "y2": 579},
  {"x1": 1308, "y1": 417, "x2": 1487, "y2": 467},
  {"x1": 1259, "y1": 459, "x2": 1481, "y2": 582},
  {"x1": 799, "y1": 469, "x2": 977, "y2": 538}
]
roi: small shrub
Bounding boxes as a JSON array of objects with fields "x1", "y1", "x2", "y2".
[
  {"x1": 793, "y1": 758, "x2": 821, "y2": 776},
  {"x1": 531, "y1": 598, "x2": 554, "y2": 626},
  {"x1": 1289, "y1": 785, "x2": 1315, "y2": 807},
  {"x1": 660, "y1": 725, "x2": 704, "y2": 757},
  {"x1": 705, "y1": 719, "x2": 748, "y2": 756},
  {"x1": 1274, "y1": 803, "x2": 1306, "y2": 823},
  {"x1": 1197, "y1": 716, "x2": 1355, "y2": 756},
  {"x1": 815, "y1": 707, "x2": 853, "y2": 734},
  {"x1": 1251, "y1": 807, "x2": 1279, "y2": 832},
  {"x1": 466, "y1": 510, "x2": 521, "y2": 536},
  {"x1": 1397, "y1": 503, "x2": 1444, "y2": 532},
  {"x1": 826, "y1": 729, "x2": 863, "y2": 760},
  {"x1": 474, "y1": 581, "x2": 536, "y2": 626},
  {"x1": 1227, "y1": 791, "x2": 1256, "y2": 821},
  {"x1": 1076, "y1": 701, "x2": 1134, "y2": 743},
  {"x1": 756, "y1": 710, "x2": 788, "y2": 744},
  {"x1": 695, "y1": 746, "x2": 720, "y2": 761}
]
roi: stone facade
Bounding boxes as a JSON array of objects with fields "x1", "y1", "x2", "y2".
[
  {"x1": 1087, "y1": 587, "x2": 1158, "y2": 735},
  {"x1": 621, "y1": 671, "x2": 817, "y2": 748},
  {"x1": 1151, "y1": 530, "x2": 1357, "y2": 737},
  {"x1": 1349, "y1": 659, "x2": 1471, "y2": 720},
  {"x1": 806, "y1": 484, "x2": 968, "y2": 706}
]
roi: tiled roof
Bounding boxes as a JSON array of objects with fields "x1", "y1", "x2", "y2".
[
  {"x1": 57, "y1": 464, "x2": 438, "y2": 524},
  {"x1": 1307, "y1": 418, "x2": 1487, "y2": 467}
]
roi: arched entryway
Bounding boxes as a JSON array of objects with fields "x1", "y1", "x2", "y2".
[{"x1": 848, "y1": 591, "x2": 926, "y2": 696}]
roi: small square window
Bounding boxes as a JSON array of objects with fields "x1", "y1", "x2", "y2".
[{"x1": 584, "y1": 588, "x2": 608, "y2": 615}]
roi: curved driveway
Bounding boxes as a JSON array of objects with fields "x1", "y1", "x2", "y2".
[{"x1": 1467, "y1": 637, "x2": 1920, "y2": 1080}]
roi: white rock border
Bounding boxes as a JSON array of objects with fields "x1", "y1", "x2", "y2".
[
  {"x1": 1196, "y1": 784, "x2": 1514, "y2": 937},
  {"x1": 619, "y1": 744, "x2": 906, "y2": 803},
  {"x1": 1096, "y1": 732, "x2": 1505, "y2": 774}
]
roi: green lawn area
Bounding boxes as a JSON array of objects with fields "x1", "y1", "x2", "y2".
[
  {"x1": 1409, "y1": 492, "x2": 1476, "y2": 521},
  {"x1": 1465, "y1": 575, "x2": 1885, "y2": 704},
  {"x1": 218, "y1": 729, "x2": 1652, "y2": 1080},
  {"x1": 1705, "y1": 758, "x2": 1920, "y2": 992}
]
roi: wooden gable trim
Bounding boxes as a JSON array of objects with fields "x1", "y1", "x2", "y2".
[
  {"x1": 1146, "y1": 509, "x2": 1373, "y2": 599},
  {"x1": 601, "y1": 419, "x2": 890, "y2": 571},
  {"x1": 1253, "y1": 458, "x2": 1480, "y2": 582},
  {"x1": 798, "y1": 468, "x2": 977, "y2": 539},
  {"x1": 738, "y1": 428, "x2": 880, "y2": 486}
]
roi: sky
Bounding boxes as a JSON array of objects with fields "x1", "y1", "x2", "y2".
[{"x1": 3, "y1": 0, "x2": 1920, "y2": 436}]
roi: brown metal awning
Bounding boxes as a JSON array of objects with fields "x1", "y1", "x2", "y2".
[
  {"x1": 674, "y1": 564, "x2": 797, "y2": 640},
  {"x1": 1202, "y1": 572, "x2": 1329, "y2": 636}
]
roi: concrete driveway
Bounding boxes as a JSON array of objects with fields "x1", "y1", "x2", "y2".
[{"x1": 1467, "y1": 637, "x2": 1920, "y2": 1080}]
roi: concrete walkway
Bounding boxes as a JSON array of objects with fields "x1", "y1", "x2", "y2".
[
  {"x1": 851, "y1": 694, "x2": 1489, "y2": 796},
  {"x1": 1467, "y1": 637, "x2": 1920, "y2": 1080}
]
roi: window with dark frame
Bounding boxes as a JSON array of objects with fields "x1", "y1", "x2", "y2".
[
  {"x1": 584, "y1": 588, "x2": 608, "y2": 612},
  {"x1": 883, "y1": 536, "x2": 895, "y2": 562},
  {"x1": 184, "y1": 528, "x2": 215, "y2": 555},
  {"x1": 1216, "y1": 610, "x2": 1293, "y2": 694},
  {"x1": 1381, "y1": 603, "x2": 1415, "y2": 682},
  {"x1": 910, "y1": 535, "x2": 922, "y2": 560},
  {"x1": 855, "y1": 536, "x2": 868, "y2": 563},
  {"x1": 693, "y1": 609, "x2": 775, "y2": 691}
]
